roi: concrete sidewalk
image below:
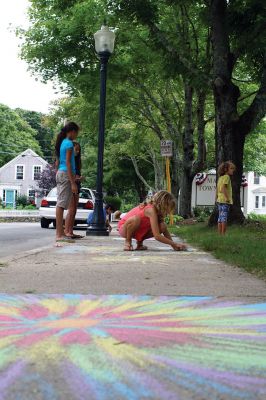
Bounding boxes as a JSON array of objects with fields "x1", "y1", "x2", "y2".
[
  {"x1": 1, "y1": 230, "x2": 266, "y2": 298},
  {"x1": 1, "y1": 232, "x2": 266, "y2": 400}
]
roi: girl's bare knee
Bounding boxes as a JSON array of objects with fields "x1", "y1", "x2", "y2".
[{"x1": 126, "y1": 216, "x2": 141, "y2": 228}]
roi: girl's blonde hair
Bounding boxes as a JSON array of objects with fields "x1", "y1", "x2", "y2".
[
  {"x1": 218, "y1": 161, "x2": 236, "y2": 177},
  {"x1": 142, "y1": 190, "x2": 176, "y2": 217}
]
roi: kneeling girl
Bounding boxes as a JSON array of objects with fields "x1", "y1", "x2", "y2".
[{"x1": 118, "y1": 191, "x2": 186, "y2": 251}]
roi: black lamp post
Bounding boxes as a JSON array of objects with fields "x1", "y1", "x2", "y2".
[{"x1": 87, "y1": 25, "x2": 116, "y2": 236}]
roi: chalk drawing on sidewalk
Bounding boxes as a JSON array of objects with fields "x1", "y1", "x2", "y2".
[
  {"x1": 0, "y1": 295, "x2": 266, "y2": 400},
  {"x1": 89, "y1": 254, "x2": 170, "y2": 265},
  {"x1": 57, "y1": 244, "x2": 197, "y2": 256}
]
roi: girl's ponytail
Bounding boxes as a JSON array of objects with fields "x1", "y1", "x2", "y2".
[{"x1": 55, "y1": 122, "x2": 80, "y2": 158}]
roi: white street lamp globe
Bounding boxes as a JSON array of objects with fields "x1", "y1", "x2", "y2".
[{"x1": 94, "y1": 25, "x2": 116, "y2": 55}]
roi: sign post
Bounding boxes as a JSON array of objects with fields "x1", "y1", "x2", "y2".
[{"x1": 161, "y1": 140, "x2": 174, "y2": 225}]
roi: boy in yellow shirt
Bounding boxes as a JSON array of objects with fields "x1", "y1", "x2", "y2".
[{"x1": 216, "y1": 161, "x2": 236, "y2": 235}]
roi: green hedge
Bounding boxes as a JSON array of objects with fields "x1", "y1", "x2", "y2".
[{"x1": 104, "y1": 196, "x2": 122, "y2": 211}]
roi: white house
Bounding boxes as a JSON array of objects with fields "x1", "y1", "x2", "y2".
[
  {"x1": 0, "y1": 149, "x2": 48, "y2": 208},
  {"x1": 192, "y1": 170, "x2": 266, "y2": 216}
]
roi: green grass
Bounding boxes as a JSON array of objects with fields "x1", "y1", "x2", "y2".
[{"x1": 171, "y1": 222, "x2": 266, "y2": 278}]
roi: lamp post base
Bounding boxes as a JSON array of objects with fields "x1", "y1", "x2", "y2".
[{"x1": 86, "y1": 226, "x2": 109, "y2": 237}]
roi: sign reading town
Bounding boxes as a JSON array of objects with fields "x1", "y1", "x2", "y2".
[
  {"x1": 160, "y1": 140, "x2": 173, "y2": 157},
  {"x1": 194, "y1": 173, "x2": 244, "y2": 207}
]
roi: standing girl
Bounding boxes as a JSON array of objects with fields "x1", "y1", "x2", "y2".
[
  {"x1": 118, "y1": 191, "x2": 186, "y2": 251},
  {"x1": 216, "y1": 161, "x2": 236, "y2": 235},
  {"x1": 64, "y1": 141, "x2": 84, "y2": 239},
  {"x1": 55, "y1": 122, "x2": 80, "y2": 246}
]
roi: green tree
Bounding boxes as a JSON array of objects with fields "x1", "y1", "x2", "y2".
[
  {"x1": 113, "y1": 0, "x2": 266, "y2": 221},
  {"x1": 209, "y1": 0, "x2": 266, "y2": 223},
  {"x1": 16, "y1": 109, "x2": 54, "y2": 159},
  {"x1": 20, "y1": 0, "x2": 266, "y2": 220},
  {"x1": 20, "y1": 0, "x2": 211, "y2": 216},
  {"x1": 0, "y1": 104, "x2": 42, "y2": 166}
]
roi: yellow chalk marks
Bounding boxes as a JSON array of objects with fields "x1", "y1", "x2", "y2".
[
  {"x1": 160, "y1": 326, "x2": 263, "y2": 336},
  {"x1": 41, "y1": 318, "x2": 97, "y2": 330},
  {"x1": 111, "y1": 299, "x2": 156, "y2": 314},
  {"x1": 76, "y1": 299, "x2": 102, "y2": 316},
  {"x1": 0, "y1": 336, "x2": 17, "y2": 349},
  {"x1": 40, "y1": 299, "x2": 68, "y2": 314},
  {"x1": 95, "y1": 337, "x2": 148, "y2": 368},
  {"x1": 0, "y1": 306, "x2": 19, "y2": 316},
  {"x1": 26, "y1": 338, "x2": 65, "y2": 366}
]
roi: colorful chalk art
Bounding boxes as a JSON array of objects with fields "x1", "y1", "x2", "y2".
[{"x1": 0, "y1": 295, "x2": 266, "y2": 399}]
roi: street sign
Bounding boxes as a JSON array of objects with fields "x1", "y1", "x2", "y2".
[{"x1": 161, "y1": 140, "x2": 173, "y2": 157}]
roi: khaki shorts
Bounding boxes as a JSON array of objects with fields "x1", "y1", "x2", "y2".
[{"x1": 56, "y1": 171, "x2": 72, "y2": 210}]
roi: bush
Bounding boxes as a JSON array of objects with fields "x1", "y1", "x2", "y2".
[
  {"x1": 248, "y1": 213, "x2": 266, "y2": 221},
  {"x1": 193, "y1": 206, "x2": 214, "y2": 217},
  {"x1": 193, "y1": 206, "x2": 214, "y2": 222},
  {"x1": 16, "y1": 195, "x2": 28, "y2": 207},
  {"x1": 104, "y1": 196, "x2": 122, "y2": 211},
  {"x1": 15, "y1": 195, "x2": 36, "y2": 209},
  {"x1": 24, "y1": 205, "x2": 36, "y2": 210},
  {"x1": 165, "y1": 214, "x2": 184, "y2": 225},
  {"x1": 121, "y1": 203, "x2": 136, "y2": 212}
]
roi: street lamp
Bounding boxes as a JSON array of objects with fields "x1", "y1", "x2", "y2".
[{"x1": 87, "y1": 24, "x2": 116, "y2": 236}]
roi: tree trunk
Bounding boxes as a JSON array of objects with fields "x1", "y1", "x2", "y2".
[
  {"x1": 134, "y1": 180, "x2": 147, "y2": 202},
  {"x1": 131, "y1": 157, "x2": 154, "y2": 191},
  {"x1": 171, "y1": 147, "x2": 181, "y2": 212},
  {"x1": 179, "y1": 171, "x2": 193, "y2": 218},
  {"x1": 179, "y1": 83, "x2": 194, "y2": 218},
  {"x1": 210, "y1": 0, "x2": 245, "y2": 224}
]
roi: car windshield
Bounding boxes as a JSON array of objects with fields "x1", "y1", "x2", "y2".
[
  {"x1": 79, "y1": 189, "x2": 92, "y2": 200},
  {"x1": 48, "y1": 188, "x2": 57, "y2": 197},
  {"x1": 47, "y1": 187, "x2": 93, "y2": 199}
]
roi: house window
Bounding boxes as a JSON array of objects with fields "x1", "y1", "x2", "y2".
[
  {"x1": 254, "y1": 173, "x2": 260, "y2": 184},
  {"x1": 255, "y1": 196, "x2": 259, "y2": 209},
  {"x1": 33, "y1": 166, "x2": 42, "y2": 180},
  {"x1": 16, "y1": 165, "x2": 24, "y2": 180},
  {"x1": 3, "y1": 190, "x2": 5, "y2": 202},
  {"x1": 28, "y1": 189, "x2": 36, "y2": 199},
  {"x1": 262, "y1": 196, "x2": 266, "y2": 208}
]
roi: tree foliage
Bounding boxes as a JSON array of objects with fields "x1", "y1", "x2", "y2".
[
  {"x1": 37, "y1": 164, "x2": 57, "y2": 195},
  {"x1": 0, "y1": 104, "x2": 42, "y2": 166},
  {"x1": 19, "y1": 0, "x2": 266, "y2": 219},
  {"x1": 15, "y1": 109, "x2": 54, "y2": 159}
]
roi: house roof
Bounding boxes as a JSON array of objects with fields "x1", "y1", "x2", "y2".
[{"x1": 0, "y1": 149, "x2": 48, "y2": 174}]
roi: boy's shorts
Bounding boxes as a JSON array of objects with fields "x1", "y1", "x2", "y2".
[
  {"x1": 56, "y1": 171, "x2": 72, "y2": 210},
  {"x1": 218, "y1": 203, "x2": 230, "y2": 223}
]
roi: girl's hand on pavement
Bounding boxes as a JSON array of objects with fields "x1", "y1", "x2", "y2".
[{"x1": 172, "y1": 243, "x2": 187, "y2": 251}]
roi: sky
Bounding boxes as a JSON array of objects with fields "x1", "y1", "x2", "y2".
[{"x1": 0, "y1": 0, "x2": 60, "y2": 113}]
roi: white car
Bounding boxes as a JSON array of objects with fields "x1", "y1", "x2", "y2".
[{"x1": 39, "y1": 187, "x2": 95, "y2": 228}]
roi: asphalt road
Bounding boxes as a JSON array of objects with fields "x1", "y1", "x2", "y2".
[{"x1": 0, "y1": 222, "x2": 55, "y2": 258}]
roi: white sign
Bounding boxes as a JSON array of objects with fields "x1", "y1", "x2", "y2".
[
  {"x1": 195, "y1": 175, "x2": 244, "y2": 207},
  {"x1": 161, "y1": 140, "x2": 173, "y2": 157},
  {"x1": 196, "y1": 175, "x2": 217, "y2": 206}
]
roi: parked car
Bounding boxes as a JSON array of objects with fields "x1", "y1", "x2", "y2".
[{"x1": 39, "y1": 187, "x2": 95, "y2": 228}]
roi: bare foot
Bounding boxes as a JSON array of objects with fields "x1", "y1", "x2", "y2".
[
  {"x1": 55, "y1": 237, "x2": 75, "y2": 245},
  {"x1": 136, "y1": 244, "x2": 148, "y2": 251},
  {"x1": 124, "y1": 242, "x2": 134, "y2": 251}
]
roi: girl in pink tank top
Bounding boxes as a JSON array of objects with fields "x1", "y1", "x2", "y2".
[{"x1": 118, "y1": 191, "x2": 186, "y2": 252}]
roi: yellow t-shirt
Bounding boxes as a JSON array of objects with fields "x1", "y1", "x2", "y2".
[{"x1": 217, "y1": 174, "x2": 233, "y2": 204}]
